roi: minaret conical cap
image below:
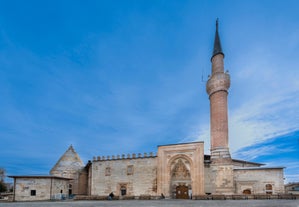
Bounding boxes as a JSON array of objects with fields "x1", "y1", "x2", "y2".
[{"x1": 211, "y1": 18, "x2": 224, "y2": 61}]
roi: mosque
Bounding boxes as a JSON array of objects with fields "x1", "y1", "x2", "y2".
[{"x1": 9, "y1": 21, "x2": 285, "y2": 201}]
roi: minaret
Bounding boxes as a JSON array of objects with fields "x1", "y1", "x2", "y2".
[
  {"x1": 206, "y1": 19, "x2": 231, "y2": 162},
  {"x1": 206, "y1": 19, "x2": 234, "y2": 194}
]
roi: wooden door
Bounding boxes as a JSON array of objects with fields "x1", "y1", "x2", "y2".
[
  {"x1": 176, "y1": 185, "x2": 189, "y2": 199},
  {"x1": 243, "y1": 189, "x2": 251, "y2": 194}
]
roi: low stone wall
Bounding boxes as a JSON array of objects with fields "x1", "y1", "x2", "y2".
[
  {"x1": 74, "y1": 195, "x2": 161, "y2": 200},
  {"x1": 74, "y1": 195, "x2": 119, "y2": 200},
  {"x1": 75, "y1": 194, "x2": 298, "y2": 201},
  {"x1": 0, "y1": 193, "x2": 13, "y2": 202},
  {"x1": 193, "y1": 194, "x2": 298, "y2": 200}
]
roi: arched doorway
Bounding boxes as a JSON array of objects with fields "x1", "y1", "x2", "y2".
[{"x1": 170, "y1": 158, "x2": 192, "y2": 199}]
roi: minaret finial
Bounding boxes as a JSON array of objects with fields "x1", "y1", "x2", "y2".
[{"x1": 211, "y1": 18, "x2": 224, "y2": 61}]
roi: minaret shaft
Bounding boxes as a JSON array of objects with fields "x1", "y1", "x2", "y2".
[
  {"x1": 211, "y1": 55, "x2": 224, "y2": 74},
  {"x1": 210, "y1": 91, "x2": 229, "y2": 149},
  {"x1": 206, "y1": 23, "x2": 231, "y2": 161}
]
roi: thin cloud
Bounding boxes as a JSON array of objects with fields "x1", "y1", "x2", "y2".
[
  {"x1": 230, "y1": 90, "x2": 299, "y2": 153},
  {"x1": 236, "y1": 144, "x2": 296, "y2": 161}
]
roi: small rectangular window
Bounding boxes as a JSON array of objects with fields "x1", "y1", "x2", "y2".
[
  {"x1": 127, "y1": 165, "x2": 134, "y2": 175},
  {"x1": 30, "y1": 190, "x2": 36, "y2": 196},
  {"x1": 105, "y1": 167, "x2": 111, "y2": 176},
  {"x1": 120, "y1": 184, "x2": 127, "y2": 196}
]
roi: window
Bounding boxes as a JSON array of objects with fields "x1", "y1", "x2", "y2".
[
  {"x1": 127, "y1": 165, "x2": 134, "y2": 175},
  {"x1": 30, "y1": 190, "x2": 36, "y2": 196},
  {"x1": 105, "y1": 167, "x2": 111, "y2": 176},
  {"x1": 120, "y1": 186, "x2": 127, "y2": 196},
  {"x1": 265, "y1": 184, "x2": 273, "y2": 194},
  {"x1": 68, "y1": 183, "x2": 73, "y2": 195}
]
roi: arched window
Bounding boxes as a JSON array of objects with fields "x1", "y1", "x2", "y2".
[{"x1": 265, "y1": 184, "x2": 273, "y2": 194}]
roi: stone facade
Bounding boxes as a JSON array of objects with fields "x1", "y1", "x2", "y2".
[
  {"x1": 10, "y1": 176, "x2": 71, "y2": 201},
  {"x1": 234, "y1": 168, "x2": 285, "y2": 194},
  {"x1": 91, "y1": 156, "x2": 157, "y2": 197},
  {"x1": 88, "y1": 142, "x2": 204, "y2": 199},
  {"x1": 285, "y1": 182, "x2": 299, "y2": 195},
  {"x1": 87, "y1": 146, "x2": 284, "y2": 198}
]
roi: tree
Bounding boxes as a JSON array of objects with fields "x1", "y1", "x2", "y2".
[
  {"x1": 0, "y1": 168, "x2": 5, "y2": 182},
  {"x1": 0, "y1": 168, "x2": 7, "y2": 192},
  {"x1": 0, "y1": 182, "x2": 7, "y2": 192}
]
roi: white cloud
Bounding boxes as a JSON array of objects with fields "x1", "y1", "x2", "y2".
[
  {"x1": 230, "y1": 89, "x2": 299, "y2": 154},
  {"x1": 236, "y1": 144, "x2": 296, "y2": 161}
]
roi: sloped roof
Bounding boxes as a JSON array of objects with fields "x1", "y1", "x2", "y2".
[
  {"x1": 8, "y1": 175, "x2": 73, "y2": 180},
  {"x1": 50, "y1": 145, "x2": 84, "y2": 176},
  {"x1": 234, "y1": 166, "x2": 285, "y2": 170},
  {"x1": 204, "y1": 154, "x2": 264, "y2": 166}
]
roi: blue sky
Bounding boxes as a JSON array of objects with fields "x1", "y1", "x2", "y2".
[{"x1": 0, "y1": 0, "x2": 298, "y2": 183}]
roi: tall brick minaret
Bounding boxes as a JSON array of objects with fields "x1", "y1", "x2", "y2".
[
  {"x1": 206, "y1": 19, "x2": 234, "y2": 194},
  {"x1": 206, "y1": 19, "x2": 231, "y2": 162}
]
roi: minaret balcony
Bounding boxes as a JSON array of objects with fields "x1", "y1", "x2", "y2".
[{"x1": 206, "y1": 72, "x2": 230, "y2": 96}]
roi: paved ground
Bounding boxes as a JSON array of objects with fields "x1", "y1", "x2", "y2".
[{"x1": 0, "y1": 200, "x2": 298, "y2": 207}]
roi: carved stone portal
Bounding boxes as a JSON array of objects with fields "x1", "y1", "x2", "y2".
[
  {"x1": 170, "y1": 158, "x2": 191, "y2": 199},
  {"x1": 171, "y1": 159, "x2": 190, "y2": 180},
  {"x1": 157, "y1": 142, "x2": 204, "y2": 197}
]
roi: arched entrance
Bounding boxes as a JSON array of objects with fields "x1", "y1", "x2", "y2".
[{"x1": 170, "y1": 158, "x2": 192, "y2": 199}]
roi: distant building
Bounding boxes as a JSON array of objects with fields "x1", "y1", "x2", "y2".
[
  {"x1": 9, "y1": 20, "x2": 285, "y2": 201},
  {"x1": 285, "y1": 183, "x2": 299, "y2": 195}
]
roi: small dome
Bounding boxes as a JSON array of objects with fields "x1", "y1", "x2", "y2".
[{"x1": 50, "y1": 145, "x2": 84, "y2": 178}]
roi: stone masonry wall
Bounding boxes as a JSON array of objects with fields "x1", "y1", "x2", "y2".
[
  {"x1": 234, "y1": 168, "x2": 285, "y2": 194},
  {"x1": 14, "y1": 178, "x2": 69, "y2": 201},
  {"x1": 91, "y1": 156, "x2": 157, "y2": 197}
]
